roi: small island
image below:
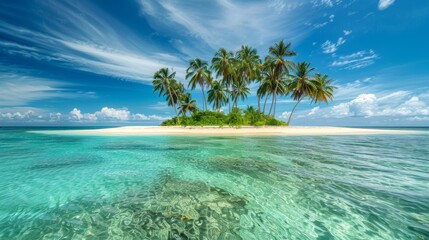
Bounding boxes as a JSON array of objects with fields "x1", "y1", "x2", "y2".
[{"x1": 152, "y1": 40, "x2": 335, "y2": 127}]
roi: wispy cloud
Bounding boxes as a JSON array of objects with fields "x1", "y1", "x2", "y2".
[
  {"x1": 139, "y1": 0, "x2": 314, "y2": 55},
  {"x1": 0, "y1": 1, "x2": 186, "y2": 83},
  {"x1": 321, "y1": 37, "x2": 346, "y2": 53},
  {"x1": 331, "y1": 50, "x2": 378, "y2": 69},
  {"x1": 0, "y1": 71, "x2": 95, "y2": 106},
  {"x1": 378, "y1": 0, "x2": 395, "y2": 10}
]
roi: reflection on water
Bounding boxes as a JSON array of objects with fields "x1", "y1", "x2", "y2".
[{"x1": 0, "y1": 128, "x2": 428, "y2": 239}]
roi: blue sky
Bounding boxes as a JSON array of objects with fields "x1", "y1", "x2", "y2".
[{"x1": 1, "y1": 0, "x2": 428, "y2": 126}]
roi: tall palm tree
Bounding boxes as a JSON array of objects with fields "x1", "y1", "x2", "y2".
[
  {"x1": 211, "y1": 48, "x2": 236, "y2": 111},
  {"x1": 287, "y1": 62, "x2": 317, "y2": 125},
  {"x1": 179, "y1": 93, "x2": 198, "y2": 116},
  {"x1": 312, "y1": 74, "x2": 336, "y2": 104},
  {"x1": 236, "y1": 45, "x2": 261, "y2": 83},
  {"x1": 234, "y1": 45, "x2": 260, "y2": 109},
  {"x1": 208, "y1": 80, "x2": 228, "y2": 111},
  {"x1": 231, "y1": 79, "x2": 250, "y2": 108},
  {"x1": 153, "y1": 68, "x2": 179, "y2": 123},
  {"x1": 265, "y1": 40, "x2": 296, "y2": 116},
  {"x1": 186, "y1": 58, "x2": 211, "y2": 111}
]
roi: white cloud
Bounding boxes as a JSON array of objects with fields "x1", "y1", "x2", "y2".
[
  {"x1": 278, "y1": 111, "x2": 291, "y2": 119},
  {"x1": 331, "y1": 50, "x2": 378, "y2": 69},
  {"x1": 324, "y1": 93, "x2": 429, "y2": 118},
  {"x1": 1, "y1": 107, "x2": 169, "y2": 124},
  {"x1": 378, "y1": 0, "x2": 395, "y2": 10},
  {"x1": 321, "y1": 37, "x2": 346, "y2": 54},
  {"x1": 96, "y1": 107, "x2": 131, "y2": 121},
  {"x1": 343, "y1": 30, "x2": 352, "y2": 36},
  {"x1": 69, "y1": 108, "x2": 97, "y2": 122},
  {"x1": 68, "y1": 107, "x2": 169, "y2": 122},
  {"x1": 308, "y1": 107, "x2": 320, "y2": 115}
]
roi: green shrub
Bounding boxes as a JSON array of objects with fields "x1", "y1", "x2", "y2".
[
  {"x1": 227, "y1": 108, "x2": 244, "y2": 127},
  {"x1": 161, "y1": 107, "x2": 286, "y2": 127}
]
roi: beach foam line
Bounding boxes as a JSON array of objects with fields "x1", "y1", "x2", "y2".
[{"x1": 29, "y1": 126, "x2": 423, "y2": 136}]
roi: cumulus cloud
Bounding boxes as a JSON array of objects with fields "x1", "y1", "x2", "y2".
[
  {"x1": 321, "y1": 37, "x2": 346, "y2": 54},
  {"x1": 0, "y1": 106, "x2": 170, "y2": 124},
  {"x1": 378, "y1": 0, "x2": 395, "y2": 10},
  {"x1": 278, "y1": 111, "x2": 291, "y2": 119},
  {"x1": 68, "y1": 107, "x2": 169, "y2": 122},
  {"x1": 326, "y1": 93, "x2": 429, "y2": 118}
]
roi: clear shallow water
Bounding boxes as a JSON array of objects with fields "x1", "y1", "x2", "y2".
[{"x1": 0, "y1": 128, "x2": 428, "y2": 239}]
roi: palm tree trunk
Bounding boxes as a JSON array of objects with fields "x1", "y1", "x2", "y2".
[
  {"x1": 168, "y1": 89, "x2": 179, "y2": 125},
  {"x1": 257, "y1": 96, "x2": 261, "y2": 112},
  {"x1": 287, "y1": 98, "x2": 302, "y2": 126},
  {"x1": 273, "y1": 93, "x2": 277, "y2": 117},
  {"x1": 263, "y1": 94, "x2": 269, "y2": 114},
  {"x1": 269, "y1": 82, "x2": 279, "y2": 116},
  {"x1": 200, "y1": 83, "x2": 206, "y2": 111},
  {"x1": 227, "y1": 85, "x2": 231, "y2": 112}
]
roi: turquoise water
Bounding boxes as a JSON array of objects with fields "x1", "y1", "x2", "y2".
[{"x1": 0, "y1": 128, "x2": 428, "y2": 239}]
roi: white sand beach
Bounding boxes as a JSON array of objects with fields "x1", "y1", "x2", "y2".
[{"x1": 32, "y1": 126, "x2": 422, "y2": 136}]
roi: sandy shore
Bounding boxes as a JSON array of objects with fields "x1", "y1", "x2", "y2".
[{"x1": 31, "y1": 126, "x2": 422, "y2": 136}]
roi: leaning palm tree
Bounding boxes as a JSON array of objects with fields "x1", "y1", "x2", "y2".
[
  {"x1": 208, "y1": 80, "x2": 228, "y2": 111},
  {"x1": 153, "y1": 68, "x2": 179, "y2": 123},
  {"x1": 166, "y1": 81, "x2": 184, "y2": 110},
  {"x1": 265, "y1": 40, "x2": 296, "y2": 116},
  {"x1": 186, "y1": 58, "x2": 211, "y2": 111},
  {"x1": 287, "y1": 62, "x2": 317, "y2": 125},
  {"x1": 179, "y1": 93, "x2": 198, "y2": 116},
  {"x1": 312, "y1": 74, "x2": 336, "y2": 104},
  {"x1": 211, "y1": 48, "x2": 236, "y2": 111}
]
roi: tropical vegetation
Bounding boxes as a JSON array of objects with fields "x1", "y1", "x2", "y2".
[{"x1": 152, "y1": 40, "x2": 336, "y2": 127}]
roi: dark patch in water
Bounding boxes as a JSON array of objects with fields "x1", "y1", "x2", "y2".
[
  {"x1": 30, "y1": 156, "x2": 102, "y2": 170},
  {"x1": 100, "y1": 143, "x2": 191, "y2": 152},
  {"x1": 0, "y1": 174, "x2": 248, "y2": 239}
]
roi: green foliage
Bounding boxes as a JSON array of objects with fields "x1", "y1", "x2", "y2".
[
  {"x1": 227, "y1": 107, "x2": 244, "y2": 127},
  {"x1": 160, "y1": 107, "x2": 286, "y2": 127}
]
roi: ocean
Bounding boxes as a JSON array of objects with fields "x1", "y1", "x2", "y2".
[{"x1": 0, "y1": 127, "x2": 428, "y2": 239}]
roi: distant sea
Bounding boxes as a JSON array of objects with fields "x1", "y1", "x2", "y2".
[{"x1": 0, "y1": 127, "x2": 428, "y2": 239}]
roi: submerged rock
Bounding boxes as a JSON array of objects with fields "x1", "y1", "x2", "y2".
[{"x1": 0, "y1": 174, "x2": 248, "y2": 239}]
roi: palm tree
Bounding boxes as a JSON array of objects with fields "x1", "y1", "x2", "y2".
[
  {"x1": 236, "y1": 45, "x2": 260, "y2": 83},
  {"x1": 231, "y1": 79, "x2": 250, "y2": 107},
  {"x1": 208, "y1": 80, "x2": 228, "y2": 111},
  {"x1": 265, "y1": 40, "x2": 296, "y2": 116},
  {"x1": 153, "y1": 68, "x2": 179, "y2": 123},
  {"x1": 166, "y1": 81, "x2": 184, "y2": 108},
  {"x1": 179, "y1": 93, "x2": 198, "y2": 116},
  {"x1": 312, "y1": 74, "x2": 336, "y2": 104},
  {"x1": 211, "y1": 48, "x2": 236, "y2": 111},
  {"x1": 234, "y1": 45, "x2": 260, "y2": 109},
  {"x1": 287, "y1": 62, "x2": 317, "y2": 125},
  {"x1": 186, "y1": 58, "x2": 211, "y2": 111}
]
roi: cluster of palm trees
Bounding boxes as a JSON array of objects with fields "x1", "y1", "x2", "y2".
[{"x1": 153, "y1": 40, "x2": 335, "y2": 125}]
